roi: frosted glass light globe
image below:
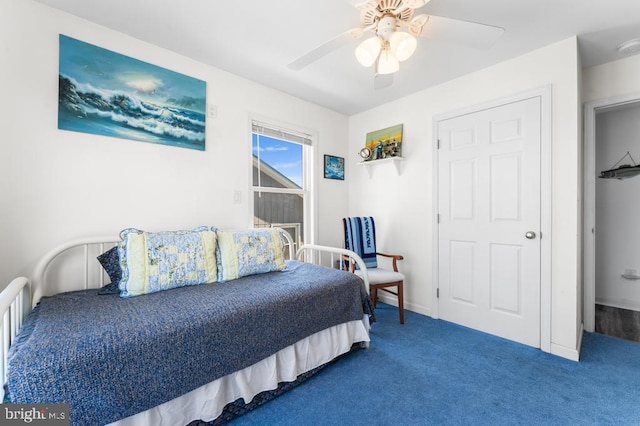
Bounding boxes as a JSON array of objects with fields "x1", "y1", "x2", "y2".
[
  {"x1": 390, "y1": 32, "x2": 417, "y2": 62},
  {"x1": 355, "y1": 37, "x2": 382, "y2": 67}
]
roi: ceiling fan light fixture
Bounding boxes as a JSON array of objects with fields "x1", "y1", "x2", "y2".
[
  {"x1": 356, "y1": 36, "x2": 382, "y2": 67},
  {"x1": 377, "y1": 48, "x2": 399, "y2": 74},
  {"x1": 377, "y1": 15, "x2": 397, "y2": 41},
  {"x1": 390, "y1": 31, "x2": 417, "y2": 61}
]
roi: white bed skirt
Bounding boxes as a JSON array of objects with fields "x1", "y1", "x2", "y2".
[{"x1": 111, "y1": 317, "x2": 370, "y2": 426}]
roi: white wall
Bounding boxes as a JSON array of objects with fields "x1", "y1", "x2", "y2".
[
  {"x1": 595, "y1": 104, "x2": 640, "y2": 311},
  {"x1": 348, "y1": 37, "x2": 582, "y2": 359},
  {"x1": 583, "y1": 55, "x2": 640, "y2": 104},
  {"x1": 0, "y1": 0, "x2": 350, "y2": 286}
]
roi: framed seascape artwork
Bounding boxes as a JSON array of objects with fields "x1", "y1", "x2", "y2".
[
  {"x1": 324, "y1": 155, "x2": 345, "y2": 180},
  {"x1": 361, "y1": 124, "x2": 403, "y2": 161},
  {"x1": 58, "y1": 35, "x2": 207, "y2": 151}
]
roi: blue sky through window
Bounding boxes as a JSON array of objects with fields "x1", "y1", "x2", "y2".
[{"x1": 252, "y1": 134, "x2": 303, "y2": 187}]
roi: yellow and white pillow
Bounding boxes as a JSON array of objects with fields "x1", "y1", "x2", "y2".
[
  {"x1": 216, "y1": 228, "x2": 286, "y2": 282},
  {"x1": 119, "y1": 227, "x2": 217, "y2": 297}
]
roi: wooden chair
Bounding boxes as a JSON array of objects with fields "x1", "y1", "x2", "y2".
[{"x1": 342, "y1": 217, "x2": 405, "y2": 324}]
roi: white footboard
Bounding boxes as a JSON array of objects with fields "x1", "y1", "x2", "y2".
[
  {"x1": 0, "y1": 277, "x2": 30, "y2": 399},
  {"x1": 296, "y1": 244, "x2": 369, "y2": 291}
]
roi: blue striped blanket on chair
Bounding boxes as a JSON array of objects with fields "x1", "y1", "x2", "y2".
[{"x1": 343, "y1": 217, "x2": 378, "y2": 268}]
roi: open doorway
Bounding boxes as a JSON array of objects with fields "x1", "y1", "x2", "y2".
[{"x1": 584, "y1": 95, "x2": 640, "y2": 342}]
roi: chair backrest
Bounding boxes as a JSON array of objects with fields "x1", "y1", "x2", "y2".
[{"x1": 343, "y1": 217, "x2": 378, "y2": 268}]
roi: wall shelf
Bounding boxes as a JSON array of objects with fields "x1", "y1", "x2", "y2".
[
  {"x1": 621, "y1": 273, "x2": 640, "y2": 280},
  {"x1": 356, "y1": 157, "x2": 404, "y2": 178}
]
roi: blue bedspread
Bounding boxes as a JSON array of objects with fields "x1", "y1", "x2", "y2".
[{"x1": 6, "y1": 261, "x2": 374, "y2": 426}]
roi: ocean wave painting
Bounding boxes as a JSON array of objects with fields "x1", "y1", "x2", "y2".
[
  {"x1": 324, "y1": 155, "x2": 345, "y2": 180},
  {"x1": 58, "y1": 35, "x2": 206, "y2": 150}
]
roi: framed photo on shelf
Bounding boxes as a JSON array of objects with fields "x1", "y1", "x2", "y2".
[
  {"x1": 324, "y1": 155, "x2": 345, "y2": 180},
  {"x1": 364, "y1": 124, "x2": 403, "y2": 161}
]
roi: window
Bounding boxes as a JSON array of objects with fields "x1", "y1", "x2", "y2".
[{"x1": 251, "y1": 120, "x2": 313, "y2": 255}]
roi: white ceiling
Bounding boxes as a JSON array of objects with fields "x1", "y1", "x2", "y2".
[{"x1": 33, "y1": 0, "x2": 640, "y2": 115}]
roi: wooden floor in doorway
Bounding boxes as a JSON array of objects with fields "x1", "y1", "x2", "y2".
[{"x1": 595, "y1": 304, "x2": 640, "y2": 342}]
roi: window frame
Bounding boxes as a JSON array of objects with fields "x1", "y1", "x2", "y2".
[{"x1": 249, "y1": 116, "x2": 317, "y2": 248}]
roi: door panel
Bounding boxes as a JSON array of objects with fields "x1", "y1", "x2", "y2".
[
  {"x1": 491, "y1": 154, "x2": 521, "y2": 221},
  {"x1": 438, "y1": 97, "x2": 541, "y2": 347},
  {"x1": 450, "y1": 240, "x2": 476, "y2": 304},
  {"x1": 490, "y1": 243, "x2": 522, "y2": 314},
  {"x1": 450, "y1": 160, "x2": 476, "y2": 220}
]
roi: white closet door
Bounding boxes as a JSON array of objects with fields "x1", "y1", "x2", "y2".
[{"x1": 437, "y1": 96, "x2": 541, "y2": 348}]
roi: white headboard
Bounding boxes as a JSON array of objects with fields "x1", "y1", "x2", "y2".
[{"x1": 30, "y1": 230, "x2": 299, "y2": 307}]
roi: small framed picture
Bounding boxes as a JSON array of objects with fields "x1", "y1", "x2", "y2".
[{"x1": 324, "y1": 155, "x2": 345, "y2": 180}]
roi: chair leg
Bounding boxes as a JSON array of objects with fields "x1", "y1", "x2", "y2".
[
  {"x1": 371, "y1": 287, "x2": 378, "y2": 308},
  {"x1": 398, "y1": 282, "x2": 404, "y2": 324}
]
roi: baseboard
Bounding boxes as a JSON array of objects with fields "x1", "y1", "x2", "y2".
[
  {"x1": 375, "y1": 295, "x2": 584, "y2": 362},
  {"x1": 576, "y1": 322, "x2": 584, "y2": 360},
  {"x1": 550, "y1": 322, "x2": 583, "y2": 362},
  {"x1": 376, "y1": 294, "x2": 432, "y2": 318},
  {"x1": 596, "y1": 297, "x2": 640, "y2": 312}
]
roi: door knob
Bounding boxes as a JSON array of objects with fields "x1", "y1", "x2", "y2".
[{"x1": 525, "y1": 231, "x2": 536, "y2": 240}]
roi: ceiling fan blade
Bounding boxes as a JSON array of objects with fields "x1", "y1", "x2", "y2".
[
  {"x1": 402, "y1": 0, "x2": 431, "y2": 9},
  {"x1": 393, "y1": 0, "x2": 431, "y2": 15},
  {"x1": 374, "y1": 73, "x2": 394, "y2": 90},
  {"x1": 345, "y1": 0, "x2": 377, "y2": 11},
  {"x1": 413, "y1": 14, "x2": 504, "y2": 50},
  {"x1": 288, "y1": 29, "x2": 363, "y2": 70}
]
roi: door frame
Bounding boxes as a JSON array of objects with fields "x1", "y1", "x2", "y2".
[
  {"x1": 432, "y1": 86, "x2": 552, "y2": 352},
  {"x1": 583, "y1": 92, "x2": 640, "y2": 333}
]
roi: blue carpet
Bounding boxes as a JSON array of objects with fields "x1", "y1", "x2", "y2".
[{"x1": 232, "y1": 304, "x2": 640, "y2": 425}]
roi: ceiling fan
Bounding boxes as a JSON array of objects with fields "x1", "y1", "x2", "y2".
[{"x1": 288, "y1": 0, "x2": 505, "y2": 86}]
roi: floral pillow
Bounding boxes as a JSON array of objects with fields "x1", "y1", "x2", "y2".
[
  {"x1": 118, "y1": 226, "x2": 217, "y2": 297},
  {"x1": 216, "y1": 228, "x2": 286, "y2": 282}
]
